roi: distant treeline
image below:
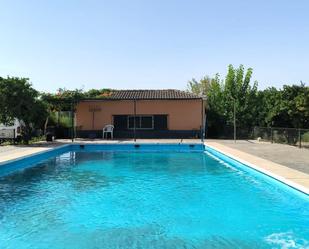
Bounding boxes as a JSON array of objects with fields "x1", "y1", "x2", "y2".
[
  {"x1": 187, "y1": 65, "x2": 309, "y2": 137},
  {"x1": 1, "y1": 66, "x2": 308, "y2": 142},
  {"x1": 0, "y1": 76, "x2": 113, "y2": 143}
]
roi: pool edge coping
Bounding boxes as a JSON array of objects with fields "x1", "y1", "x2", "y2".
[
  {"x1": 205, "y1": 142, "x2": 309, "y2": 195},
  {"x1": 0, "y1": 144, "x2": 71, "y2": 167},
  {"x1": 0, "y1": 142, "x2": 204, "y2": 168},
  {"x1": 1, "y1": 142, "x2": 308, "y2": 195}
]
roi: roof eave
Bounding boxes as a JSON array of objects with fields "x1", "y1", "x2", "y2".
[{"x1": 80, "y1": 97, "x2": 202, "y2": 101}]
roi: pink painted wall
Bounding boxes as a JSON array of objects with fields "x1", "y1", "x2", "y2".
[{"x1": 76, "y1": 99, "x2": 202, "y2": 130}]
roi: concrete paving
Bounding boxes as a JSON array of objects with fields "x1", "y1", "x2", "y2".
[
  {"x1": 206, "y1": 140, "x2": 309, "y2": 193},
  {"x1": 0, "y1": 142, "x2": 62, "y2": 163},
  {"x1": 207, "y1": 139, "x2": 309, "y2": 174}
]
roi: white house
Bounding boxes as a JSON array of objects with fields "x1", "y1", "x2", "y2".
[{"x1": 0, "y1": 119, "x2": 23, "y2": 139}]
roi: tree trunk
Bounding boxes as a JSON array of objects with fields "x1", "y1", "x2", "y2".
[
  {"x1": 22, "y1": 123, "x2": 32, "y2": 145},
  {"x1": 44, "y1": 116, "x2": 49, "y2": 135},
  {"x1": 57, "y1": 111, "x2": 60, "y2": 127}
]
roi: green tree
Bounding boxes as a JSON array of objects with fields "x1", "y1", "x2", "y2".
[
  {"x1": 0, "y1": 77, "x2": 48, "y2": 143},
  {"x1": 40, "y1": 88, "x2": 85, "y2": 133},
  {"x1": 259, "y1": 83, "x2": 309, "y2": 128},
  {"x1": 256, "y1": 87, "x2": 281, "y2": 126},
  {"x1": 188, "y1": 65, "x2": 259, "y2": 137},
  {"x1": 40, "y1": 88, "x2": 113, "y2": 132},
  {"x1": 223, "y1": 64, "x2": 258, "y2": 129},
  {"x1": 85, "y1": 88, "x2": 112, "y2": 98},
  {"x1": 188, "y1": 74, "x2": 225, "y2": 136}
]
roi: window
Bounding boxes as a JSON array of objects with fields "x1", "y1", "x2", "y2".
[
  {"x1": 113, "y1": 115, "x2": 167, "y2": 131},
  {"x1": 128, "y1": 115, "x2": 154, "y2": 130},
  {"x1": 113, "y1": 115, "x2": 127, "y2": 130}
]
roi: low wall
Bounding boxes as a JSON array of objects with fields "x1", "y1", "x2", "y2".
[{"x1": 76, "y1": 130, "x2": 201, "y2": 139}]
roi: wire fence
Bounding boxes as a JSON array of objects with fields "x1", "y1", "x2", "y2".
[
  {"x1": 253, "y1": 126, "x2": 309, "y2": 149},
  {"x1": 206, "y1": 125, "x2": 254, "y2": 139}
]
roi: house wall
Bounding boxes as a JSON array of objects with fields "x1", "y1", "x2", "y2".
[{"x1": 76, "y1": 99, "x2": 202, "y2": 131}]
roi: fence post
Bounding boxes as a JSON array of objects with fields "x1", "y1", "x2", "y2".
[
  {"x1": 13, "y1": 129, "x2": 16, "y2": 145},
  {"x1": 71, "y1": 101, "x2": 74, "y2": 143},
  {"x1": 271, "y1": 127, "x2": 273, "y2": 143},
  {"x1": 298, "y1": 129, "x2": 302, "y2": 148}
]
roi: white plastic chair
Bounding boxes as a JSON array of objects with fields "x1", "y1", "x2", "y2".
[{"x1": 103, "y1": 125, "x2": 114, "y2": 139}]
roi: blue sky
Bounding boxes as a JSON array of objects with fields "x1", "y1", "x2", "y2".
[{"x1": 0, "y1": 0, "x2": 308, "y2": 92}]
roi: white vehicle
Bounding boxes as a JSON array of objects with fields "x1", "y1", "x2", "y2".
[{"x1": 0, "y1": 119, "x2": 23, "y2": 139}]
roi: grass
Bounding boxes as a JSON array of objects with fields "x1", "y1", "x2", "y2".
[
  {"x1": 302, "y1": 131, "x2": 309, "y2": 142},
  {"x1": 0, "y1": 136, "x2": 45, "y2": 146}
]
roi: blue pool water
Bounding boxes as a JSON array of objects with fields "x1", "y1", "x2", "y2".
[{"x1": 0, "y1": 147, "x2": 308, "y2": 248}]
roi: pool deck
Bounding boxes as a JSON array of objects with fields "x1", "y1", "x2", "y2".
[
  {"x1": 0, "y1": 142, "x2": 62, "y2": 164},
  {"x1": 0, "y1": 139, "x2": 308, "y2": 194},
  {"x1": 208, "y1": 139, "x2": 309, "y2": 174},
  {"x1": 0, "y1": 139, "x2": 201, "y2": 164},
  {"x1": 206, "y1": 140, "x2": 309, "y2": 194}
]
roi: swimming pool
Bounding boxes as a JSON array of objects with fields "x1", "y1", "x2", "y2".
[{"x1": 0, "y1": 144, "x2": 308, "y2": 248}]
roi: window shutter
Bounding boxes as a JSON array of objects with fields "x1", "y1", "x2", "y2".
[
  {"x1": 154, "y1": 115, "x2": 168, "y2": 130},
  {"x1": 113, "y1": 115, "x2": 128, "y2": 130}
]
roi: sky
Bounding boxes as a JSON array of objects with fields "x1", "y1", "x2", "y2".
[{"x1": 0, "y1": 0, "x2": 308, "y2": 92}]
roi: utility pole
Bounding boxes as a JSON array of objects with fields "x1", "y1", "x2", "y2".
[
  {"x1": 232, "y1": 97, "x2": 236, "y2": 143},
  {"x1": 133, "y1": 99, "x2": 136, "y2": 142},
  {"x1": 71, "y1": 101, "x2": 74, "y2": 143},
  {"x1": 201, "y1": 95, "x2": 207, "y2": 143}
]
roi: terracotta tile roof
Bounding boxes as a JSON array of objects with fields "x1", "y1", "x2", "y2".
[{"x1": 103, "y1": 89, "x2": 200, "y2": 100}]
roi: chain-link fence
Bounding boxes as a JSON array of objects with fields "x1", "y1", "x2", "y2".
[
  {"x1": 206, "y1": 125, "x2": 254, "y2": 139},
  {"x1": 253, "y1": 126, "x2": 309, "y2": 148},
  {"x1": 50, "y1": 123, "x2": 309, "y2": 149}
]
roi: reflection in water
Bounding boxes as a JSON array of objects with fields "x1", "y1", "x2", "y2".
[
  {"x1": 48, "y1": 225, "x2": 261, "y2": 249},
  {"x1": 66, "y1": 171, "x2": 123, "y2": 191}
]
